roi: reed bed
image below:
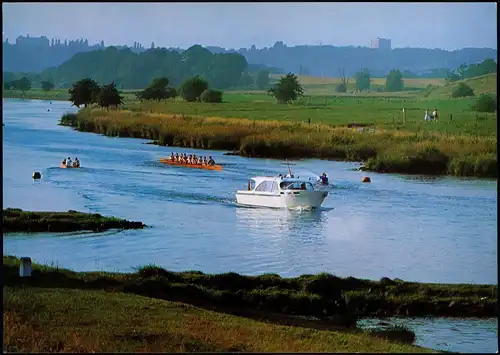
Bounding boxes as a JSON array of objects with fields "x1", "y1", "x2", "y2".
[{"x1": 61, "y1": 109, "x2": 497, "y2": 177}]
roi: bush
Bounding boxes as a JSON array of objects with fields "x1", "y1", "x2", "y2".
[
  {"x1": 59, "y1": 113, "x2": 78, "y2": 126},
  {"x1": 200, "y1": 89, "x2": 223, "y2": 103},
  {"x1": 451, "y1": 82, "x2": 475, "y2": 98},
  {"x1": 471, "y1": 94, "x2": 497, "y2": 113},
  {"x1": 179, "y1": 76, "x2": 209, "y2": 102},
  {"x1": 335, "y1": 83, "x2": 347, "y2": 93}
]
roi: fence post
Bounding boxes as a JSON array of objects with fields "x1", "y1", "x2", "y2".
[{"x1": 19, "y1": 257, "x2": 32, "y2": 277}]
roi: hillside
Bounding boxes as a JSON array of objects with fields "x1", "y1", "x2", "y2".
[{"x1": 424, "y1": 73, "x2": 497, "y2": 99}]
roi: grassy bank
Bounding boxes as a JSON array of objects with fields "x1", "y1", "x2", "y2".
[
  {"x1": 9, "y1": 256, "x2": 496, "y2": 353},
  {"x1": 4, "y1": 256, "x2": 497, "y2": 320},
  {"x1": 60, "y1": 104, "x2": 497, "y2": 177},
  {"x1": 2, "y1": 208, "x2": 146, "y2": 233}
]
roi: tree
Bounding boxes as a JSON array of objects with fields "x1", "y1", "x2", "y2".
[
  {"x1": 96, "y1": 81, "x2": 124, "y2": 109},
  {"x1": 451, "y1": 82, "x2": 475, "y2": 98},
  {"x1": 179, "y1": 76, "x2": 209, "y2": 102},
  {"x1": 255, "y1": 70, "x2": 270, "y2": 89},
  {"x1": 41, "y1": 80, "x2": 55, "y2": 92},
  {"x1": 13, "y1": 77, "x2": 32, "y2": 94},
  {"x1": 385, "y1": 69, "x2": 404, "y2": 92},
  {"x1": 4, "y1": 81, "x2": 14, "y2": 90},
  {"x1": 267, "y1": 72, "x2": 304, "y2": 104},
  {"x1": 335, "y1": 68, "x2": 348, "y2": 93},
  {"x1": 69, "y1": 78, "x2": 100, "y2": 107},
  {"x1": 136, "y1": 76, "x2": 177, "y2": 101},
  {"x1": 200, "y1": 89, "x2": 223, "y2": 103},
  {"x1": 471, "y1": 94, "x2": 496, "y2": 112},
  {"x1": 355, "y1": 68, "x2": 371, "y2": 91}
]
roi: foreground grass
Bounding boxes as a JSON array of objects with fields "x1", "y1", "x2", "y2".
[
  {"x1": 4, "y1": 256, "x2": 497, "y2": 321},
  {"x1": 2, "y1": 208, "x2": 146, "y2": 233},
  {"x1": 4, "y1": 286, "x2": 433, "y2": 353},
  {"x1": 60, "y1": 106, "x2": 497, "y2": 177}
]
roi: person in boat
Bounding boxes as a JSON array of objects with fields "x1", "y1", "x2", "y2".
[
  {"x1": 73, "y1": 157, "x2": 80, "y2": 168},
  {"x1": 207, "y1": 156, "x2": 215, "y2": 166},
  {"x1": 202, "y1": 156, "x2": 208, "y2": 165},
  {"x1": 300, "y1": 183, "x2": 307, "y2": 190},
  {"x1": 192, "y1": 154, "x2": 199, "y2": 165},
  {"x1": 175, "y1": 153, "x2": 180, "y2": 162},
  {"x1": 320, "y1": 172, "x2": 329, "y2": 185},
  {"x1": 61, "y1": 158, "x2": 67, "y2": 167},
  {"x1": 188, "y1": 154, "x2": 193, "y2": 164},
  {"x1": 183, "y1": 153, "x2": 188, "y2": 164},
  {"x1": 66, "y1": 156, "x2": 72, "y2": 167},
  {"x1": 170, "y1": 152, "x2": 175, "y2": 161}
]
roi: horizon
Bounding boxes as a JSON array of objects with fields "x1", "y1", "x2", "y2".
[{"x1": 2, "y1": 2, "x2": 498, "y2": 51}]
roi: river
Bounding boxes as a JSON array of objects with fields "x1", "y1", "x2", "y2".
[{"x1": 2, "y1": 98, "x2": 498, "y2": 352}]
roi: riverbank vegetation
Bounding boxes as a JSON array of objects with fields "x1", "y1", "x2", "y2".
[
  {"x1": 5, "y1": 256, "x2": 496, "y2": 352},
  {"x1": 2, "y1": 208, "x2": 146, "y2": 233},
  {"x1": 60, "y1": 88, "x2": 497, "y2": 177}
]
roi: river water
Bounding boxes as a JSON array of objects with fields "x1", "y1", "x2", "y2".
[{"x1": 2, "y1": 99, "x2": 498, "y2": 352}]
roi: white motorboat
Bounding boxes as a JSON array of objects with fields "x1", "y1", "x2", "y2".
[{"x1": 236, "y1": 173, "x2": 329, "y2": 210}]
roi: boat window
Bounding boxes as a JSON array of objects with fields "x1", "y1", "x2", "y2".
[
  {"x1": 255, "y1": 181, "x2": 276, "y2": 192},
  {"x1": 271, "y1": 181, "x2": 279, "y2": 192},
  {"x1": 280, "y1": 182, "x2": 314, "y2": 190}
]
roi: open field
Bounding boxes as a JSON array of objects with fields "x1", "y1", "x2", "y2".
[
  {"x1": 4, "y1": 255, "x2": 497, "y2": 352},
  {"x1": 269, "y1": 74, "x2": 449, "y2": 96},
  {"x1": 2, "y1": 208, "x2": 146, "y2": 233},
  {"x1": 425, "y1": 73, "x2": 497, "y2": 99}
]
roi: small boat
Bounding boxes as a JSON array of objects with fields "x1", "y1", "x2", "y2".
[
  {"x1": 159, "y1": 158, "x2": 222, "y2": 171},
  {"x1": 59, "y1": 164, "x2": 80, "y2": 169},
  {"x1": 236, "y1": 174, "x2": 328, "y2": 209}
]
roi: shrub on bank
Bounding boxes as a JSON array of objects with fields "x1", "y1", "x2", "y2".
[{"x1": 200, "y1": 89, "x2": 223, "y2": 103}]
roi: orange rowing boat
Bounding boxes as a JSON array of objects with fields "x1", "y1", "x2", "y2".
[{"x1": 159, "y1": 158, "x2": 223, "y2": 171}]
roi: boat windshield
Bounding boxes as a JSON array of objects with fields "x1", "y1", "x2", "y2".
[{"x1": 279, "y1": 181, "x2": 314, "y2": 191}]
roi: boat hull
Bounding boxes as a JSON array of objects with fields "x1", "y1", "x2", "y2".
[
  {"x1": 236, "y1": 190, "x2": 328, "y2": 209},
  {"x1": 60, "y1": 164, "x2": 80, "y2": 169},
  {"x1": 159, "y1": 158, "x2": 222, "y2": 171}
]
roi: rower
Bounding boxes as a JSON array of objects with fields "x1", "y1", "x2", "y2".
[
  {"x1": 66, "y1": 156, "x2": 72, "y2": 167},
  {"x1": 320, "y1": 172, "x2": 329, "y2": 185},
  {"x1": 193, "y1": 154, "x2": 198, "y2": 165},
  {"x1": 170, "y1": 152, "x2": 175, "y2": 161},
  {"x1": 61, "y1": 158, "x2": 67, "y2": 167},
  {"x1": 175, "y1": 153, "x2": 180, "y2": 162},
  {"x1": 202, "y1": 156, "x2": 208, "y2": 165},
  {"x1": 207, "y1": 156, "x2": 215, "y2": 166},
  {"x1": 183, "y1": 153, "x2": 188, "y2": 163},
  {"x1": 73, "y1": 157, "x2": 80, "y2": 168}
]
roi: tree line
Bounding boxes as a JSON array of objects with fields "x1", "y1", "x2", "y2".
[{"x1": 10, "y1": 45, "x2": 272, "y2": 91}]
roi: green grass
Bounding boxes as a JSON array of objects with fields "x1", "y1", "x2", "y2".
[
  {"x1": 6, "y1": 255, "x2": 496, "y2": 352},
  {"x1": 4, "y1": 286, "x2": 434, "y2": 353},
  {"x1": 424, "y1": 74, "x2": 497, "y2": 99},
  {"x1": 2, "y1": 208, "x2": 146, "y2": 233},
  {"x1": 4, "y1": 256, "x2": 497, "y2": 320}
]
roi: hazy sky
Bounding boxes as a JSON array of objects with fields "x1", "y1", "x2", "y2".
[{"x1": 2, "y1": 2, "x2": 498, "y2": 50}]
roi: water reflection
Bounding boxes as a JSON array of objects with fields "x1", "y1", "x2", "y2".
[{"x1": 235, "y1": 205, "x2": 328, "y2": 237}]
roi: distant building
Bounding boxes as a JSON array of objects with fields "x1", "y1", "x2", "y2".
[{"x1": 371, "y1": 37, "x2": 391, "y2": 50}]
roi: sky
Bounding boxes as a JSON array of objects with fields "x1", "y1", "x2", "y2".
[{"x1": 2, "y1": 2, "x2": 498, "y2": 50}]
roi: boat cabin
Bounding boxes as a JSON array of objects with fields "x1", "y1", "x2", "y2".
[{"x1": 247, "y1": 176, "x2": 316, "y2": 193}]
